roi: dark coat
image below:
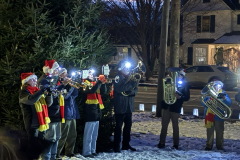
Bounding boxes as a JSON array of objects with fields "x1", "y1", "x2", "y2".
[
  {"x1": 113, "y1": 73, "x2": 138, "y2": 114},
  {"x1": 162, "y1": 78, "x2": 190, "y2": 113},
  {"x1": 37, "y1": 74, "x2": 65, "y2": 122},
  {"x1": 63, "y1": 86, "x2": 80, "y2": 120},
  {"x1": 235, "y1": 90, "x2": 240, "y2": 102},
  {"x1": 19, "y1": 86, "x2": 52, "y2": 134},
  {"x1": 79, "y1": 80, "x2": 107, "y2": 122}
]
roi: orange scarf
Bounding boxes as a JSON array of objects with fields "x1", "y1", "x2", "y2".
[
  {"x1": 84, "y1": 80, "x2": 104, "y2": 109},
  {"x1": 205, "y1": 89, "x2": 222, "y2": 128},
  {"x1": 27, "y1": 86, "x2": 50, "y2": 131}
]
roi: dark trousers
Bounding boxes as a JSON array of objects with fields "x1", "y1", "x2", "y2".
[
  {"x1": 26, "y1": 129, "x2": 46, "y2": 160},
  {"x1": 114, "y1": 113, "x2": 132, "y2": 148},
  {"x1": 206, "y1": 120, "x2": 224, "y2": 149},
  {"x1": 57, "y1": 119, "x2": 77, "y2": 157},
  {"x1": 159, "y1": 108, "x2": 180, "y2": 146}
]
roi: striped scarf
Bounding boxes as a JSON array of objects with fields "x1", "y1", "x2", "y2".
[
  {"x1": 27, "y1": 86, "x2": 50, "y2": 132},
  {"x1": 205, "y1": 89, "x2": 222, "y2": 128},
  {"x1": 84, "y1": 80, "x2": 104, "y2": 109},
  {"x1": 57, "y1": 81, "x2": 65, "y2": 123},
  {"x1": 59, "y1": 94, "x2": 65, "y2": 123}
]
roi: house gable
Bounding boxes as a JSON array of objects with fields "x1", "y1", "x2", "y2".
[{"x1": 182, "y1": 0, "x2": 231, "y2": 12}]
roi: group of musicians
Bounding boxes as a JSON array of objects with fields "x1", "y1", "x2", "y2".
[{"x1": 19, "y1": 59, "x2": 237, "y2": 160}]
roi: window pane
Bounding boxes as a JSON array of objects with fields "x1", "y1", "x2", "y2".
[
  {"x1": 205, "y1": 66, "x2": 214, "y2": 72},
  {"x1": 202, "y1": 16, "x2": 210, "y2": 32},
  {"x1": 195, "y1": 48, "x2": 207, "y2": 65}
]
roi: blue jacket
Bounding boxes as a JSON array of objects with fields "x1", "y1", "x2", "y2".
[
  {"x1": 202, "y1": 90, "x2": 232, "y2": 121},
  {"x1": 63, "y1": 86, "x2": 80, "y2": 120}
]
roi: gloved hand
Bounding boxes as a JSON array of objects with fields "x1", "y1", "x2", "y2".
[
  {"x1": 40, "y1": 84, "x2": 50, "y2": 92},
  {"x1": 99, "y1": 74, "x2": 106, "y2": 84}
]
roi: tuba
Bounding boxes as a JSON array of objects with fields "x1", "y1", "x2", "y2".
[
  {"x1": 201, "y1": 82, "x2": 232, "y2": 119},
  {"x1": 163, "y1": 71, "x2": 178, "y2": 105}
]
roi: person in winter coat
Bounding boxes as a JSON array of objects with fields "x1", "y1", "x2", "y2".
[
  {"x1": 202, "y1": 80, "x2": 232, "y2": 151},
  {"x1": 19, "y1": 72, "x2": 52, "y2": 160},
  {"x1": 57, "y1": 68, "x2": 80, "y2": 159},
  {"x1": 80, "y1": 70, "x2": 107, "y2": 158},
  {"x1": 37, "y1": 60, "x2": 68, "y2": 160},
  {"x1": 113, "y1": 60, "x2": 139, "y2": 153},
  {"x1": 158, "y1": 69, "x2": 190, "y2": 150}
]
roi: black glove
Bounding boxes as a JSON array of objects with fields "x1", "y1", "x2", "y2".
[{"x1": 40, "y1": 84, "x2": 50, "y2": 92}]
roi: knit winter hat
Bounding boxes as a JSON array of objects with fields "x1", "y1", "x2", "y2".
[
  {"x1": 21, "y1": 72, "x2": 37, "y2": 85},
  {"x1": 43, "y1": 59, "x2": 59, "y2": 74},
  {"x1": 213, "y1": 80, "x2": 224, "y2": 87}
]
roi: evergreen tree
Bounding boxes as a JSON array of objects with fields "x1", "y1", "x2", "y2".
[{"x1": 0, "y1": 0, "x2": 115, "y2": 152}]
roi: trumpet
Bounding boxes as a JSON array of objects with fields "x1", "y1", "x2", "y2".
[{"x1": 60, "y1": 77, "x2": 93, "y2": 91}]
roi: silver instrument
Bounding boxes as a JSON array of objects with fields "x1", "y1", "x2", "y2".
[{"x1": 201, "y1": 82, "x2": 232, "y2": 119}]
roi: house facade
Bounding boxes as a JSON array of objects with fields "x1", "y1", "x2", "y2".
[{"x1": 182, "y1": 0, "x2": 240, "y2": 72}]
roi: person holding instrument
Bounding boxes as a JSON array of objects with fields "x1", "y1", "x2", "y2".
[
  {"x1": 57, "y1": 68, "x2": 80, "y2": 159},
  {"x1": 80, "y1": 69, "x2": 107, "y2": 158},
  {"x1": 202, "y1": 80, "x2": 232, "y2": 151},
  {"x1": 113, "y1": 60, "x2": 139, "y2": 153},
  {"x1": 19, "y1": 72, "x2": 52, "y2": 160},
  {"x1": 158, "y1": 68, "x2": 190, "y2": 150}
]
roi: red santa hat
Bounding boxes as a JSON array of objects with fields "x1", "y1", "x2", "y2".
[
  {"x1": 21, "y1": 72, "x2": 37, "y2": 85},
  {"x1": 43, "y1": 59, "x2": 59, "y2": 74}
]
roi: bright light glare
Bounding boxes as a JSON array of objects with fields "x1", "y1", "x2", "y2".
[
  {"x1": 58, "y1": 67, "x2": 62, "y2": 70},
  {"x1": 71, "y1": 72, "x2": 76, "y2": 76},
  {"x1": 125, "y1": 62, "x2": 131, "y2": 68},
  {"x1": 178, "y1": 81, "x2": 182, "y2": 84},
  {"x1": 90, "y1": 69, "x2": 95, "y2": 73}
]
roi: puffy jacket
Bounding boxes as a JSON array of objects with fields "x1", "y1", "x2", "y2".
[
  {"x1": 162, "y1": 78, "x2": 190, "y2": 113},
  {"x1": 63, "y1": 86, "x2": 80, "y2": 120},
  {"x1": 37, "y1": 74, "x2": 65, "y2": 122},
  {"x1": 80, "y1": 80, "x2": 107, "y2": 122},
  {"x1": 113, "y1": 73, "x2": 138, "y2": 114},
  {"x1": 202, "y1": 90, "x2": 232, "y2": 121},
  {"x1": 19, "y1": 86, "x2": 52, "y2": 133}
]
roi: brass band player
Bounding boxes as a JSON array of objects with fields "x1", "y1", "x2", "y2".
[
  {"x1": 158, "y1": 68, "x2": 190, "y2": 150},
  {"x1": 202, "y1": 80, "x2": 232, "y2": 151}
]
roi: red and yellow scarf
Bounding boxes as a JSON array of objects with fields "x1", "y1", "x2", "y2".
[
  {"x1": 57, "y1": 81, "x2": 65, "y2": 123},
  {"x1": 27, "y1": 86, "x2": 50, "y2": 132},
  {"x1": 84, "y1": 80, "x2": 104, "y2": 109},
  {"x1": 205, "y1": 89, "x2": 222, "y2": 128}
]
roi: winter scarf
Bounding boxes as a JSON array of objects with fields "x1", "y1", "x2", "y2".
[
  {"x1": 84, "y1": 80, "x2": 104, "y2": 109},
  {"x1": 205, "y1": 89, "x2": 222, "y2": 128},
  {"x1": 57, "y1": 81, "x2": 65, "y2": 123},
  {"x1": 27, "y1": 86, "x2": 50, "y2": 131}
]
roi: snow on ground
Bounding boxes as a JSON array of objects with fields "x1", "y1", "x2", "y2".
[{"x1": 66, "y1": 112, "x2": 240, "y2": 160}]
